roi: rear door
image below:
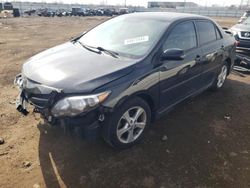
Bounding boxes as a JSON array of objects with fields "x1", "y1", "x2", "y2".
[
  {"x1": 158, "y1": 21, "x2": 203, "y2": 112},
  {"x1": 196, "y1": 20, "x2": 225, "y2": 86}
]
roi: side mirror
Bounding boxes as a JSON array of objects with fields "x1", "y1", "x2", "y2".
[{"x1": 161, "y1": 48, "x2": 185, "y2": 61}]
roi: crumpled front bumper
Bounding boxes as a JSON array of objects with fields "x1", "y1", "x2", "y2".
[
  {"x1": 14, "y1": 74, "x2": 29, "y2": 115},
  {"x1": 14, "y1": 74, "x2": 101, "y2": 140},
  {"x1": 14, "y1": 73, "x2": 62, "y2": 114}
]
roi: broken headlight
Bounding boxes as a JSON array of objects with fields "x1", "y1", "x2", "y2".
[{"x1": 51, "y1": 91, "x2": 110, "y2": 117}]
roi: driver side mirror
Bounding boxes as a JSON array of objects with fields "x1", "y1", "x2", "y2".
[{"x1": 161, "y1": 48, "x2": 185, "y2": 61}]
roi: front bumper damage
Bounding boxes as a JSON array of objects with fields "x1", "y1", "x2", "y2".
[
  {"x1": 14, "y1": 74, "x2": 102, "y2": 140},
  {"x1": 14, "y1": 74, "x2": 29, "y2": 115}
]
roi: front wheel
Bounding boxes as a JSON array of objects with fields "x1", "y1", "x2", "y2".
[
  {"x1": 102, "y1": 97, "x2": 151, "y2": 149},
  {"x1": 210, "y1": 64, "x2": 228, "y2": 90}
]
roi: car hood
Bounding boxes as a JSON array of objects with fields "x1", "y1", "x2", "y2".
[
  {"x1": 22, "y1": 42, "x2": 137, "y2": 93},
  {"x1": 231, "y1": 24, "x2": 250, "y2": 31}
]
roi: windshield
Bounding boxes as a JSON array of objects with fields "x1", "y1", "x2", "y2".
[
  {"x1": 243, "y1": 17, "x2": 250, "y2": 25},
  {"x1": 79, "y1": 15, "x2": 169, "y2": 58}
]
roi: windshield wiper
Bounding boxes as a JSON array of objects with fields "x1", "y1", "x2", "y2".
[
  {"x1": 77, "y1": 41, "x2": 101, "y2": 55},
  {"x1": 76, "y1": 41, "x2": 119, "y2": 58},
  {"x1": 96, "y1": 47, "x2": 119, "y2": 58}
]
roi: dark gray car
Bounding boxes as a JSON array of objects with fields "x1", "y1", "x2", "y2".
[{"x1": 15, "y1": 12, "x2": 236, "y2": 149}]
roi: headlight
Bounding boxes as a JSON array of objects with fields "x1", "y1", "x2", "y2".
[{"x1": 51, "y1": 91, "x2": 110, "y2": 117}]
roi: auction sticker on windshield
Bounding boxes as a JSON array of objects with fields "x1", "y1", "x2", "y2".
[{"x1": 124, "y1": 36, "x2": 149, "y2": 45}]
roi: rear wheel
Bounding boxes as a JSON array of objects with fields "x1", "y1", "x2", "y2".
[
  {"x1": 102, "y1": 97, "x2": 151, "y2": 149},
  {"x1": 211, "y1": 64, "x2": 228, "y2": 90}
]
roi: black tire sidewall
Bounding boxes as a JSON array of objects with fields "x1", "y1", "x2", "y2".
[{"x1": 102, "y1": 97, "x2": 151, "y2": 149}]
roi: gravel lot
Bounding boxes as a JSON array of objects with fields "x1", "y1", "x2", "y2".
[{"x1": 1, "y1": 16, "x2": 250, "y2": 188}]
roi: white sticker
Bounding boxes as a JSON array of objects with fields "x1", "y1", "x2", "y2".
[{"x1": 124, "y1": 36, "x2": 149, "y2": 45}]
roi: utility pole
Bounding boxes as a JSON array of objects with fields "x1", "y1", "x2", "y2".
[{"x1": 125, "y1": 0, "x2": 126, "y2": 7}]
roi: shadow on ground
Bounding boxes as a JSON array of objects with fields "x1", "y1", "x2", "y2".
[{"x1": 38, "y1": 78, "x2": 250, "y2": 188}]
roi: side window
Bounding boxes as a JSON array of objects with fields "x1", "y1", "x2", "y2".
[
  {"x1": 196, "y1": 21, "x2": 217, "y2": 45},
  {"x1": 163, "y1": 22, "x2": 197, "y2": 51},
  {"x1": 215, "y1": 26, "x2": 222, "y2": 40}
]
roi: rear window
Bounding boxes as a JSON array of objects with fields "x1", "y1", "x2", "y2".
[{"x1": 196, "y1": 21, "x2": 217, "y2": 45}]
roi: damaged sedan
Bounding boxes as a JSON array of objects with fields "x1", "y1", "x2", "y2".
[{"x1": 15, "y1": 12, "x2": 236, "y2": 149}]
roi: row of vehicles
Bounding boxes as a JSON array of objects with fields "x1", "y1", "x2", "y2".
[{"x1": 25, "y1": 7, "x2": 129, "y2": 17}]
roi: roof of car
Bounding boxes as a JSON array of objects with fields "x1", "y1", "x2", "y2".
[{"x1": 124, "y1": 12, "x2": 209, "y2": 22}]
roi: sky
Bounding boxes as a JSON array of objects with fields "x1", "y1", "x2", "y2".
[{"x1": 6, "y1": 0, "x2": 242, "y2": 7}]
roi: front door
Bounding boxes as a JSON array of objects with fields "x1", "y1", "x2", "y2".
[{"x1": 157, "y1": 21, "x2": 203, "y2": 113}]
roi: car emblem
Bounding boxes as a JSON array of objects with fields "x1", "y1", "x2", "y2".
[{"x1": 244, "y1": 32, "x2": 250, "y2": 37}]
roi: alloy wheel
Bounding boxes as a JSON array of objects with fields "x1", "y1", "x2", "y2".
[
  {"x1": 116, "y1": 106, "x2": 147, "y2": 144},
  {"x1": 217, "y1": 65, "x2": 228, "y2": 88}
]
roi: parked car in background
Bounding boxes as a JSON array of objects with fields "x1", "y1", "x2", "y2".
[
  {"x1": 24, "y1": 9, "x2": 36, "y2": 16},
  {"x1": 118, "y1": 8, "x2": 129, "y2": 14},
  {"x1": 238, "y1": 10, "x2": 250, "y2": 23},
  {"x1": 231, "y1": 17, "x2": 250, "y2": 51},
  {"x1": 14, "y1": 12, "x2": 236, "y2": 149},
  {"x1": 72, "y1": 8, "x2": 86, "y2": 16},
  {"x1": 37, "y1": 9, "x2": 55, "y2": 17}
]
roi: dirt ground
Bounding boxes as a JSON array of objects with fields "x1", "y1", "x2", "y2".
[{"x1": 0, "y1": 16, "x2": 250, "y2": 188}]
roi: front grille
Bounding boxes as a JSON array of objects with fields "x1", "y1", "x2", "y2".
[
  {"x1": 20, "y1": 76, "x2": 61, "y2": 109},
  {"x1": 24, "y1": 92, "x2": 51, "y2": 108}
]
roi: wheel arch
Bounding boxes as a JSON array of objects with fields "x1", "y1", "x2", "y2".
[{"x1": 114, "y1": 92, "x2": 157, "y2": 122}]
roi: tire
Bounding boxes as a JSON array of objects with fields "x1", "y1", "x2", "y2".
[
  {"x1": 210, "y1": 63, "x2": 228, "y2": 91},
  {"x1": 102, "y1": 97, "x2": 151, "y2": 149}
]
